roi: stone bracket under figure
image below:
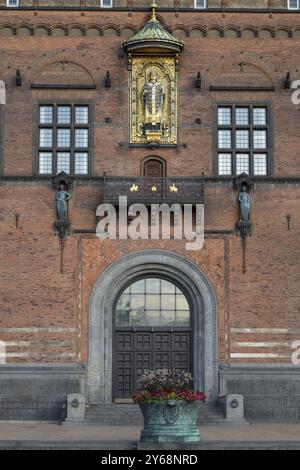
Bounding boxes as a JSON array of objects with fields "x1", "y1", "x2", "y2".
[{"x1": 142, "y1": 71, "x2": 165, "y2": 140}]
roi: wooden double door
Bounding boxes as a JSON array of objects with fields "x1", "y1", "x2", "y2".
[{"x1": 113, "y1": 328, "x2": 191, "y2": 399}]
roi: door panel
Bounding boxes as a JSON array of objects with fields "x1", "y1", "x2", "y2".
[
  {"x1": 153, "y1": 352, "x2": 171, "y2": 370},
  {"x1": 154, "y1": 332, "x2": 171, "y2": 350},
  {"x1": 134, "y1": 332, "x2": 151, "y2": 350}
]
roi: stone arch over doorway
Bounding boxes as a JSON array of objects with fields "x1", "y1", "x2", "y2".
[{"x1": 88, "y1": 250, "x2": 218, "y2": 404}]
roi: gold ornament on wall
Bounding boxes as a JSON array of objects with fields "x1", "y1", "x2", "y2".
[
  {"x1": 129, "y1": 57, "x2": 177, "y2": 145},
  {"x1": 169, "y1": 183, "x2": 178, "y2": 193},
  {"x1": 130, "y1": 184, "x2": 139, "y2": 192}
]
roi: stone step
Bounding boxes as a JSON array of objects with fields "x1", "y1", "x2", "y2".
[
  {"x1": 84, "y1": 403, "x2": 227, "y2": 426},
  {"x1": 2, "y1": 441, "x2": 300, "y2": 450}
]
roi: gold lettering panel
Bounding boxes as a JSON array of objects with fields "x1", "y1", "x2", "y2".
[{"x1": 129, "y1": 56, "x2": 177, "y2": 145}]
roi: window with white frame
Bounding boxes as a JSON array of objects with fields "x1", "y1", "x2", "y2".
[
  {"x1": 288, "y1": 0, "x2": 299, "y2": 9},
  {"x1": 217, "y1": 105, "x2": 270, "y2": 176},
  {"x1": 6, "y1": 0, "x2": 19, "y2": 7},
  {"x1": 101, "y1": 0, "x2": 113, "y2": 7},
  {"x1": 38, "y1": 103, "x2": 91, "y2": 175},
  {"x1": 194, "y1": 0, "x2": 206, "y2": 8}
]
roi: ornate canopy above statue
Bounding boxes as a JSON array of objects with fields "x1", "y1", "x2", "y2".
[{"x1": 123, "y1": 5, "x2": 184, "y2": 56}]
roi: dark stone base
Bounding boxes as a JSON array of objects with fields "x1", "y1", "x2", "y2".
[
  {"x1": 0, "y1": 364, "x2": 85, "y2": 421},
  {"x1": 220, "y1": 364, "x2": 300, "y2": 422},
  {"x1": 1, "y1": 363, "x2": 300, "y2": 424}
]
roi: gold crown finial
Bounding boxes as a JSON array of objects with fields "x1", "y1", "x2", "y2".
[{"x1": 151, "y1": 1, "x2": 158, "y2": 20}]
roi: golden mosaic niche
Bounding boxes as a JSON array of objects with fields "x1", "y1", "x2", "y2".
[{"x1": 129, "y1": 56, "x2": 177, "y2": 145}]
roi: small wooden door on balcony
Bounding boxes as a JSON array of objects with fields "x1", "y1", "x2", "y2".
[
  {"x1": 143, "y1": 159, "x2": 165, "y2": 200},
  {"x1": 113, "y1": 277, "x2": 192, "y2": 400},
  {"x1": 143, "y1": 159, "x2": 164, "y2": 178}
]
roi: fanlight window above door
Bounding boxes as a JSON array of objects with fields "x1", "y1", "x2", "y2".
[{"x1": 115, "y1": 278, "x2": 190, "y2": 327}]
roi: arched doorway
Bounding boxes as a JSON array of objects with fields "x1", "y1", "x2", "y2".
[
  {"x1": 88, "y1": 251, "x2": 218, "y2": 404},
  {"x1": 113, "y1": 277, "x2": 192, "y2": 399}
]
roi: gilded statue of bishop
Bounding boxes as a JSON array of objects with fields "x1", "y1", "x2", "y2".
[{"x1": 142, "y1": 71, "x2": 165, "y2": 139}]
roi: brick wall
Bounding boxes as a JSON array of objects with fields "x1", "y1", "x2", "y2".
[
  {"x1": 1, "y1": 181, "x2": 300, "y2": 364},
  {"x1": 0, "y1": 1, "x2": 293, "y2": 10},
  {"x1": 0, "y1": 9, "x2": 300, "y2": 368},
  {"x1": 0, "y1": 11, "x2": 299, "y2": 176}
]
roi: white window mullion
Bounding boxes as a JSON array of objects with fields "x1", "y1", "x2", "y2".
[
  {"x1": 6, "y1": 0, "x2": 19, "y2": 7},
  {"x1": 101, "y1": 0, "x2": 113, "y2": 8},
  {"x1": 194, "y1": 0, "x2": 207, "y2": 9},
  {"x1": 288, "y1": 0, "x2": 299, "y2": 10}
]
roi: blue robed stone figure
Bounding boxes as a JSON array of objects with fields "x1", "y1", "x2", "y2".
[
  {"x1": 238, "y1": 186, "x2": 250, "y2": 222},
  {"x1": 56, "y1": 184, "x2": 70, "y2": 222}
]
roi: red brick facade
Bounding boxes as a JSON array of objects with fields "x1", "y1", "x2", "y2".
[{"x1": 1, "y1": 6, "x2": 300, "y2": 371}]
